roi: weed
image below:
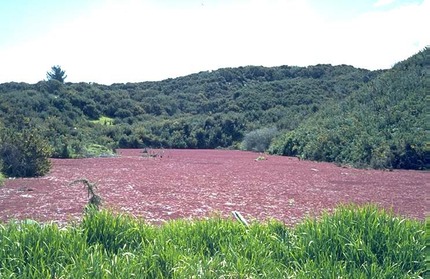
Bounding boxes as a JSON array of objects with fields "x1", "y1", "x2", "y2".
[
  {"x1": 69, "y1": 179, "x2": 102, "y2": 211},
  {"x1": 255, "y1": 155, "x2": 267, "y2": 161}
]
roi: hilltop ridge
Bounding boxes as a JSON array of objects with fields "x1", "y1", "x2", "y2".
[{"x1": 0, "y1": 48, "x2": 427, "y2": 169}]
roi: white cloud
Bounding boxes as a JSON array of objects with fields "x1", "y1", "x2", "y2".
[
  {"x1": 327, "y1": 0, "x2": 429, "y2": 69},
  {"x1": 373, "y1": 0, "x2": 395, "y2": 8},
  {"x1": 0, "y1": 0, "x2": 429, "y2": 84},
  {"x1": 59, "y1": 0, "x2": 327, "y2": 83}
]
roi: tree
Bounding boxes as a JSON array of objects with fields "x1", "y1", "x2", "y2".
[
  {"x1": 46, "y1": 65, "x2": 67, "y2": 83},
  {"x1": 0, "y1": 128, "x2": 52, "y2": 177}
]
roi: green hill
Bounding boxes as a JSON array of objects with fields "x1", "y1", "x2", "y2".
[
  {"x1": 0, "y1": 63, "x2": 376, "y2": 156},
  {"x1": 270, "y1": 48, "x2": 428, "y2": 169},
  {"x1": 1, "y1": 49, "x2": 426, "y2": 169}
]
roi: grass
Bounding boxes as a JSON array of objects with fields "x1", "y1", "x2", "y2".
[
  {"x1": 82, "y1": 144, "x2": 115, "y2": 158},
  {"x1": 65, "y1": 143, "x2": 115, "y2": 159},
  {"x1": 0, "y1": 204, "x2": 425, "y2": 278},
  {"x1": 90, "y1": 116, "x2": 114, "y2": 126}
]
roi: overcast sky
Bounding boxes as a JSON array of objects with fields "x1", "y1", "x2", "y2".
[{"x1": 0, "y1": 0, "x2": 428, "y2": 85}]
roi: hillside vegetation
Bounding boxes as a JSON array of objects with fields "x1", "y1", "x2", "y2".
[
  {"x1": 0, "y1": 48, "x2": 427, "y2": 173},
  {"x1": 270, "y1": 48, "x2": 428, "y2": 169},
  {"x1": 0, "y1": 64, "x2": 375, "y2": 154}
]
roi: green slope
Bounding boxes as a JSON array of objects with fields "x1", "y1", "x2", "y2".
[
  {"x1": 0, "y1": 64, "x2": 375, "y2": 156},
  {"x1": 270, "y1": 47, "x2": 428, "y2": 169}
]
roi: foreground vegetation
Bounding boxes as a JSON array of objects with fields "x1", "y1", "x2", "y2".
[{"x1": 0, "y1": 205, "x2": 425, "y2": 278}]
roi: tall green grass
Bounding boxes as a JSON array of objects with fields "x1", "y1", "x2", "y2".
[{"x1": 0, "y1": 205, "x2": 425, "y2": 278}]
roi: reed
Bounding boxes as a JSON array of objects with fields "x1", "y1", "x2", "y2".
[{"x1": 0, "y1": 204, "x2": 425, "y2": 278}]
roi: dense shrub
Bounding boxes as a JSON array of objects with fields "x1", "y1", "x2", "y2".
[
  {"x1": 0, "y1": 128, "x2": 52, "y2": 177},
  {"x1": 0, "y1": 63, "x2": 373, "y2": 154},
  {"x1": 270, "y1": 48, "x2": 428, "y2": 169},
  {"x1": 0, "y1": 50, "x2": 426, "y2": 169},
  {"x1": 241, "y1": 127, "x2": 278, "y2": 152}
]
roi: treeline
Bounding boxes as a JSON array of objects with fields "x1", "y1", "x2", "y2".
[
  {"x1": 0, "y1": 64, "x2": 374, "y2": 157},
  {"x1": 269, "y1": 48, "x2": 428, "y2": 170},
  {"x1": 0, "y1": 49, "x2": 427, "y2": 175}
]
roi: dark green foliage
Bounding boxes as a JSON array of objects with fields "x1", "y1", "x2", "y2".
[
  {"x1": 0, "y1": 51, "x2": 425, "y2": 169},
  {"x1": 41, "y1": 79, "x2": 63, "y2": 94},
  {"x1": 270, "y1": 48, "x2": 428, "y2": 169},
  {"x1": 0, "y1": 127, "x2": 52, "y2": 177},
  {"x1": 46, "y1": 65, "x2": 67, "y2": 83},
  {"x1": 0, "y1": 63, "x2": 374, "y2": 157}
]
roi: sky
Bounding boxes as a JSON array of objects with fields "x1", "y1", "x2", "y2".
[{"x1": 0, "y1": 0, "x2": 428, "y2": 85}]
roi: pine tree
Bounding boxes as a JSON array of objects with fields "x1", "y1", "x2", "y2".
[{"x1": 46, "y1": 65, "x2": 67, "y2": 83}]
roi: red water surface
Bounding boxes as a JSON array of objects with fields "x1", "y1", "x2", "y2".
[{"x1": 0, "y1": 149, "x2": 428, "y2": 225}]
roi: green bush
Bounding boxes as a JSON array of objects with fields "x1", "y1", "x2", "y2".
[
  {"x1": 241, "y1": 127, "x2": 278, "y2": 152},
  {"x1": 0, "y1": 128, "x2": 52, "y2": 177},
  {"x1": 270, "y1": 48, "x2": 428, "y2": 169},
  {"x1": 82, "y1": 144, "x2": 115, "y2": 158},
  {"x1": 0, "y1": 62, "x2": 373, "y2": 154}
]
